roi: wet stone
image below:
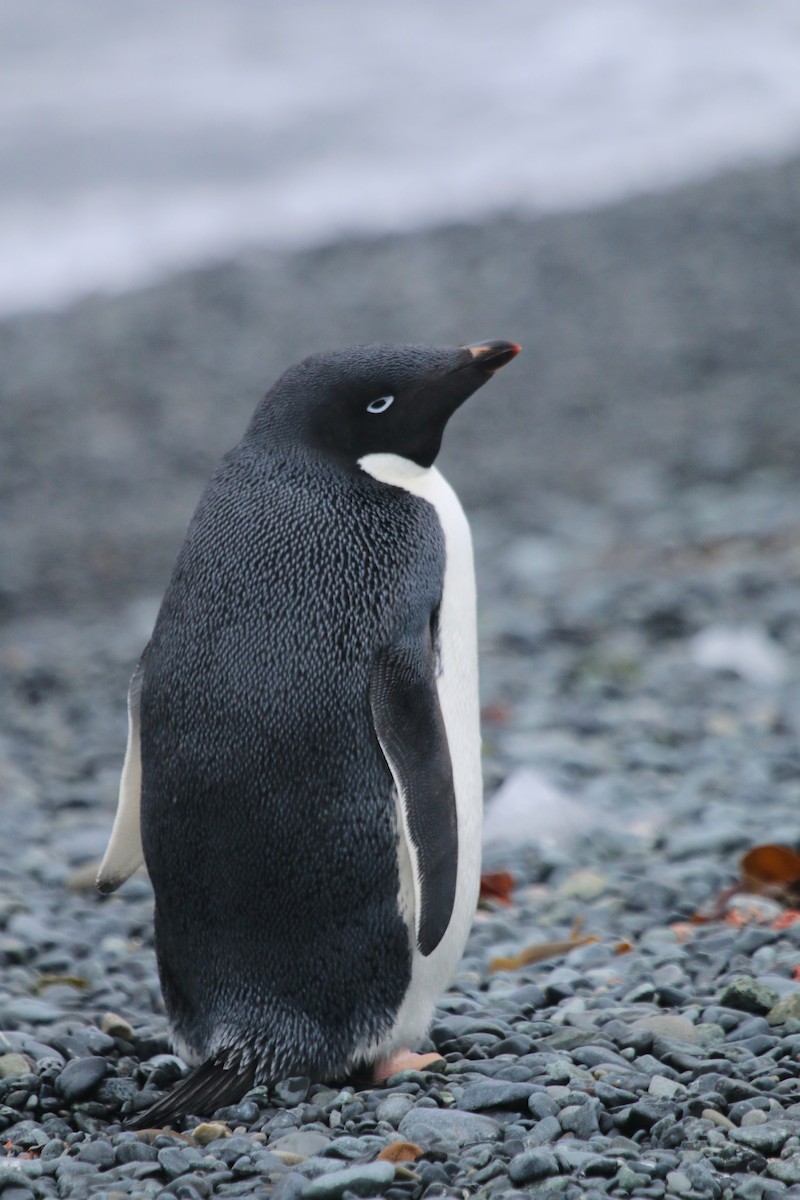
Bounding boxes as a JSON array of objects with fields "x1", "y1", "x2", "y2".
[
  {"x1": 398, "y1": 1106, "x2": 500, "y2": 1148},
  {"x1": 274, "y1": 1076, "x2": 310, "y2": 1107},
  {"x1": 718, "y1": 978, "x2": 780, "y2": 1015},
  {"x1": 0, "y1": 1053, "x2": 33, "y2": 1079},
  {"x1": 460, "y1": 1080, "x2": 537, "y2": 1111},
  {"x1": 376, "y1": 1094, "x2": 415, "y2": 1125},
  {"x1": 115, "y1": 1140, "x2": 159, "y2": 1163},
  {"x1": 302, "y1": 1160, "x2": 396, "y2": 1198},
  {"x1": 508, "y1": 1149, "x2": 559, "y2": 1184},
  {"x1": 55, "y1": 1057, "x2": 108, "y2": 1102},
  {"x1": 270, "y1": 1130, "x2": 332, "y2": 1156},
  {"x1": 75, "y1": 1138, "x2": 115, "y2": 1167},
  {"x1": 524, "y1": 1115, "x2": 561, "y2": 1146},
  {"x1": 730, "y1": 1121, "x2": 796, "y2": 1155}
]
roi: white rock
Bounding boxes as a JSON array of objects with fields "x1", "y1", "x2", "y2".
[
  {"x1": 482, "y1": 767, "x2": 600, "y2": 848},
  {"x1": 689, "y1": 626, "x2": 788, "y2": 685}
]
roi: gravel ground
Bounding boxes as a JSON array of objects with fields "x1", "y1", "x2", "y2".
[{"x1": 3, "y1": 157, "x2": 800, "y2": 1197}]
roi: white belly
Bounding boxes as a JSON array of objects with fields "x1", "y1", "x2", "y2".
[{"x1": 358, "y1": 453, "x2": 483, "y2": 1051}]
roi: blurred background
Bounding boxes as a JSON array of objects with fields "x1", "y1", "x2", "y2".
[{"x1": 2, "y1": 0, "x2": 800, "y2": 622}]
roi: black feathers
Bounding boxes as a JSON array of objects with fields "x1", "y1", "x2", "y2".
[
  {"x1": 370, "y1": 632, "x2": 458, "y2": 956},
  {"x1": 127, "y1": 1051, "x2": 256, "y2": 1131}
]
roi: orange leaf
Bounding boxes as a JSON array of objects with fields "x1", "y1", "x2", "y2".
[
  {"x1": 741, "y1": 844, "x2": 800, "y2": 886},
  {"x1": 772, "y1": 910, "x2": 800, "y2": 930},
  {"x1": 489, "y1": 934, "x2": 598, "y2": 973},
  {"x1": 376, "y1": 1141, "x2": 425, "y2": 1163},
  {"x1": 481, "y1": 703, "x2": 510, "y2": 725},
  {"x1": 615, "y1": 940, "x2": 634, "y2": 954},
  {"x1": 793, "y1": 964, "x2": 800, "y2": 982},
  {"x1": 479, "y1": 871, "x2": 515, "y2": 907},
  {"x1": 725, "y1": 910, "x2": 750, "y2": 928}
]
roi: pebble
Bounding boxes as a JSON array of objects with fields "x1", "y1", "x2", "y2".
[
  {"x1": 508, "y1": 1150, "x2": 559, "y2": 1184},
  {"x1": 302, "y1": 1160, "x2": 395, "y2": 1198},
  {"x1": 270, "y1": 1130, "x2": 332, "y2": 1157},
  {"x1": 274, "y1": 1077, "x2": 310, "y2": 1107},
  {"x1": 0, "y1": 1053, "x2": 33, "y2": 1079},
  {"x1": 192, "y1": 1121, "x2": 231, "y2": 1145},
  {"x1": 100, "y1": 1012, "x2": 134, "y2": 1040},
  {"x1": 459, "y1": 1080, "x2": 536, "y2": 1111},
  {"x1": 54, "y1": 1056, "x2": 108, "y2": 1101},
  {"x1": 375, "y1": 1094, "x2": 415, "y2": 1125},
  {"x1": 718, "y1": 978, "x2": 780, "y2": 1014},
  {"x1": 730, "y1": 1122, "x2": 795, "y2": 1155},
  {"x1": 398, "y1": 1107, "x2": 500, "y2": 1148}
]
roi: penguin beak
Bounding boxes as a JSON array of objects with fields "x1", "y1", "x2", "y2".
[{"x1": 462, "y1": 340, "x2": 521, "y2": 373}]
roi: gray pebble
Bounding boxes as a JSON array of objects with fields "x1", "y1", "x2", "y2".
[
  {"x1": 398, "y1": 1106, "x2": 500, "y2": 1148},
  {"x1": 273, "y1": 1076, "x2": 310, "y2": 1107},
  {"x1": 459, "y1": 1080, "x2": 536, "y2": 1111},
  {"x1": 55, "y1": 1056, "x2": 108, "y2": 1102},
  {"x1": 508, "y1": 1149, "x2": 559, "y2": 1184},
  {"x1": 375, "y1": 1093, "x2": 415, "y2": 1125},
  {"x1": 75, "y1": 1138, "x2": 115, "y2": 1167},
  {"x1": 559, "y1": 1101, "x2": 600, "y2": 1138},
  {"x1": 302, "y1": 1160, "x2": 395, "y2": 1198},
  {"x1": 730, "y1": 1121, "x2": 795, "y2": 1155},
  {"x1": 270, "y1": 1130, "x2": 331, "y2": 1156},
  {"x1": 718, "y1": 978, "x2": 780, "y2": 1014},
  {"x1": 524, "y1": 1115, "x2": 561, "y2": 1146}
]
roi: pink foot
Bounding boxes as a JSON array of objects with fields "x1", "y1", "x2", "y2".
[{"x1": 372, "y1": 1050, "x2": 446, "y2": 1084}]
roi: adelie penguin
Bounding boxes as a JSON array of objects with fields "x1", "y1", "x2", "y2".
[{"x1": 97, "y1": 338, "x2": 520, "y2": 1126}]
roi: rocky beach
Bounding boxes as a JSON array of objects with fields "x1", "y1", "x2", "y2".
[{"x1": 2, "y1": 155, "x2": 800, "y2": 1197}]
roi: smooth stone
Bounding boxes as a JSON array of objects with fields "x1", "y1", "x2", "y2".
[
  {"x1": 459, "y1": 1081, "x2": 536, "y2": 1111},
  {"x1": 302, "y1": 1160, "x2": 395, "y2": 1198},
  {"x1": 523, "y1": 1116, "x2": 561, "y2": 1147},
  {"x1": 274, "y1": 1076, "x2": 310, "y2": 1107},
  {"x1": 192, "y1": 1122, "x2": 230, "y2": 1145},
  {"x1": 270, "y1": 1130, "x2": 331, "y2": 1157},
  {"x1": 730, "y1": 1121, "x2": 795, "y2": 1155},
  {"x1": 557, "y1": 1104, "x2": 598, "y2": 1140},
  {"x1": 767, "y1": 994, "x2": 800, "y2": 1026},
  {"x1": 648, "y1": 1075, "x2": 681, "y2": 1100},
  {"x1": 767, "y1": 1156, "x2": 800, "y2": 1184},
  {"x1": 701, "y1": 1109, "x2": 735, "y2": 1130},
  {"x1": 398, "y1": 1107, "x2": 500, "y2": 1148},
  {"x1": 717, "y1": 978, "x2": 779, "y2": 1014},
  {"x1": 630, "y1": 1015, "x2": 697, "y2": 1044},
  {"x1": 665, "y1": 1169, "x2": 693, "y2": 1195},
  {"x1": 55, "y1": 1056, "x2": 108, "y2": 1102},
  {"x1": 100, "y1": 1012, "x2": 134, "y2": 1040},
  {"x1": 508, "y1": 1150, "x2": 559, "y2": 1185},
  {"x1": 0, "y1": 1053, "x2": 33, "y2": 1079},
  {"x1": 0, "y1": 998, "x2": 62, "y2": 1025},
  {"x1": 75, "y1": 1140, "x2": 115, "y2": 1167},
  {"x1": 115, "y1": 1141, "x2": 159, "y2": 1164},
  {"x1": 375, "y1": 1094, "x2": 415, "y2": 1125},
  {"x1": 157, "y1": 1147, "x2": 195, "y2": 1179}
]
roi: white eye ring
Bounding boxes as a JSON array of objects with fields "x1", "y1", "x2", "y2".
[{"x1": 366, "y1": 395, "x2": 394, "y2": 414}]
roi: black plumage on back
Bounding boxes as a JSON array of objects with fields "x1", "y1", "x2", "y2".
[{"x1": 110, "y1": 341, "x2": 520, "y2": 1125}]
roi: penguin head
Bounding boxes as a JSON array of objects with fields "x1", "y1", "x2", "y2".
[{"x1": 248, "y1": 341, "x2": 520, "y2": 469}]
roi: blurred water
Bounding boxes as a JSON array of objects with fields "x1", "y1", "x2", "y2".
[{"x1": 3, "y1": 0, "x2": 800, "y2": 314}]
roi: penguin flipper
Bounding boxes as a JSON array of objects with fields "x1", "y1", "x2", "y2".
[
  {"x1": 370, "y1": 631, "x2": 458, "y2": 957},
  {"x1": 96, "y1": 654, "x2": 147, "y2": 894},
  {"x1": 126, "y1": 1051, "x2": 256, "y2": 1130}
]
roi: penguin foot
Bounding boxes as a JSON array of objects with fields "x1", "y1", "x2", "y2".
[{"x1": 371, "y1": 1050, "x2": 446, "y2": 1083}]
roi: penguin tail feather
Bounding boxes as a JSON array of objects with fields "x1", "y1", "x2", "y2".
[{"x1": 126, "y1": 1050, "x2": 257, "y2": 1130}]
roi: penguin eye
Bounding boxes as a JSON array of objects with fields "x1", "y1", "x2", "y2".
[{"x1": 366, "y1": 395, "x2": 394, "y2": 414}]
